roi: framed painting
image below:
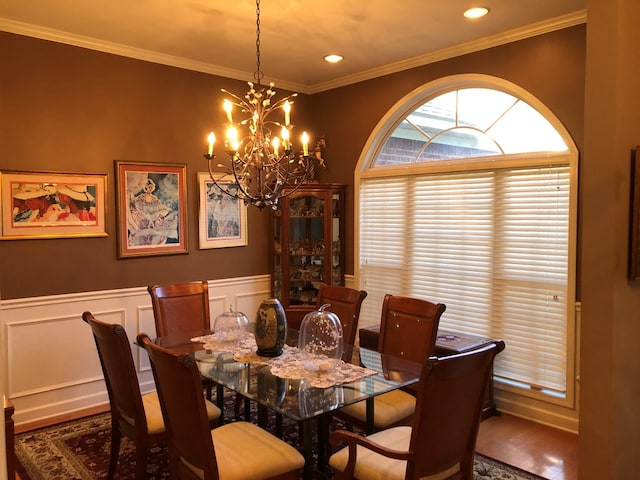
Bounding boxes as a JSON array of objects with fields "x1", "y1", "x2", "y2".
[
  {"x1": 116, "y1": 161, "x2": 188, "y2": 258},
  {"x1": 198, "y1": 172, "x2": 248, "y2": 249},
  {"x1": 0, "y1": 170, "x2": 107, "y2": 240}
]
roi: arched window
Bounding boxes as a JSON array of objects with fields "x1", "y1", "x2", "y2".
[{"x1": 357, "y1": 75, "x2": 577, "y2": 407}]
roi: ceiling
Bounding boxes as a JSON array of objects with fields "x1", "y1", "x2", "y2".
[{"x1": 0, "y1": 0, "x2": 586, "y2": 94}]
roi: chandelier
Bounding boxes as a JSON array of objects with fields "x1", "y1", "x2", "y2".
[{"x1": 204, "y1": 0, "x2": 323, "y2": 210}]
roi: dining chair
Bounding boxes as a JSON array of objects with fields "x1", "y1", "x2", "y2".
[
  {"x1": 329, "y1": 340, "x2": 505, "y2": 480},
  {"x1": 147, "y1": 281, "x2": 212, "y2": 337},
  {"x1": 147, "y1": 281, "x2": 218, "y2": 401},
  {"x1": 82, "y1": 312, "x2": 220, "y2": 480},
  {"x1": 316, "y1": 285, "x2": 367, "y2": 348},
  {"x1": 137, "y1": 332, "x2": 305, "y2": 480},
  {"x1": 337, "y1": 294, "x2": 446, "y2": 432}
]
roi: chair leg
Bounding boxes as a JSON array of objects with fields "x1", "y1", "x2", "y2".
[
  {"x1": 206, "y1": 384, "x2": 213, "y2": 401},
  {"x1": 169, "y1": 445, "x2": 181, "y2": 479},
  {"x1": 107, "y1": 427, "x2": 121, "y2": 480},
  {"x1": 135, "y1": 442, "x2": 148, "y2": 480},
  {"x1": 317, "y1": 415, "x2": 331, "y2": 471},
  {"x1": 233, "y1": 394, "x2": 243, "y2": 419},
  {"x1": 244, "y1": 397, "x2": 251, "y2": 419}
]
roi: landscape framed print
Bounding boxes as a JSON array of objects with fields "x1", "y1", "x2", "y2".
[{"x1": 1, "y1": 170, "x2": 107, "y2": 240}]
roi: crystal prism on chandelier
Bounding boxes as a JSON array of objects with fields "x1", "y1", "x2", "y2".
[{"x1": 203, "y1": 0, "x2": 325, "y2": 211}]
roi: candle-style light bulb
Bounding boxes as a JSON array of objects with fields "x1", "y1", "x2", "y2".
[
  {"x1": 281, "y1": 126, "x2": 290, "y2": 150},
  {"x1": 223, "y1": 100, "x2": 233, "y2": 124},
  {"x1": 272, "y1": 136, "x2": 280, "y2": 157},
  {"x1": 207, "y1": 132, "x2": 215, "y2": 156},
  {"x1": 227, "y1": 126, "x2": 239, "y2": 151},
  {"x1": 301, "y1": 131, "x2": 309, "y2": 156},
  {"x1": 283, "y1": 100, "x2": 291, "y2": 126}
]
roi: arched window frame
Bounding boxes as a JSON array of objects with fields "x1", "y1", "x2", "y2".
[{"x1": 355, "y1": 74, "x2": 578, "y2": 410}]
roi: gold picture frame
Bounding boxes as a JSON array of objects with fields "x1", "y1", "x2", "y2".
[{"x1": 0, "y1": 170, "x2": 107, "y2": 240}]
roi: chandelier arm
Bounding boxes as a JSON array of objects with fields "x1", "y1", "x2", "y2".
[
  {"x1": 221, "y1": 89, "x2": 253, "y2": 112},
  {"x1": 206, "y1": 157, "x2": 242, "y2": 200},
  {"x1": 269, "y1": 93, "x2": 298, "y2": 110}
]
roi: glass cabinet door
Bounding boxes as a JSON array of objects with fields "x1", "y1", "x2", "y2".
[
  {"x1": 271, "y1": 184, "x2": 346, "y2": 324},
  {"x1": 288, "y1": 194, "x2": 326, "y2": 306},
  {"x1": 331, "y1": 191, "x2": 343, "y2": 287}
]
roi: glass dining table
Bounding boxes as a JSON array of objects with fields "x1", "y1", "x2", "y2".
[{"x1": 153, "y1": 329, "x2": 422, "y2": 479}]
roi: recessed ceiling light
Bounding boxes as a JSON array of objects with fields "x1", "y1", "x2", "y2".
[
  {"x1": 464, "y1": 7, "x2": 489, "y2": 19},
  {"x1": 324, "y1": 54, "x2": 344, "y2": 64}
]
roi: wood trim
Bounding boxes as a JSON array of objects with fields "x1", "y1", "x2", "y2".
[
  {"x1": 14, "y1": 403, "x2": 109, "y2": 435},
  {"x1": 629, "y1": 146, "x2": 640, "y2": 279}
]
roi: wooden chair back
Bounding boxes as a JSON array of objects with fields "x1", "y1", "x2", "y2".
[
  {"x1": 316, "y1": 285, "x2": 367, "y2": 346},
  {"x1": 137, "y1": 333, "x2": 218, "y2": 479},
  {"x1": 378, "y1": 294, "x2": 446, "y2": 363},
  {"x1": 83, "y1": 311, "x2": 147, "y2": 435},
  {"x1": 83, "y1": 311, "x2": 165, "y2": 479},
  {"x1": 148, "y1": 281, "x2": 211, "y2": 337},
  {"x1": 408, "y1": 340, "x2": 505, "y2": 479},
  {"x1": 330, "y1": 340, "x2": 505, "y2": 480}
]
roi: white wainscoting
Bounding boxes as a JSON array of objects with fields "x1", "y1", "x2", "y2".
[
  {"x1": 1, "y1": 274, "x2": 578, "y2": 433},
  {"x1": 0, "y1": 275, "x2": 272, "y2": 426}
]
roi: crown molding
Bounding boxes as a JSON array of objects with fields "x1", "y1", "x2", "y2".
[
  {"x1": 0, "y1": 17, "x2": 305, "y2": 92},
  {"x1": 307, "y1": 10, "x2": 587, "y2": 94},
  {"x1": 1, "y1": 10, "x2": 586, "y2": 96}
]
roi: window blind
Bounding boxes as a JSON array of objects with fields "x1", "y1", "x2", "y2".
[{"x1": 359, "y1": 165, "x2": 570, "y2": 394}]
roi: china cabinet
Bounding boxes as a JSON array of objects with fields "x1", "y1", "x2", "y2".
[{"x1": 272, "y1": 183, "x2": 346, "y2": 329}]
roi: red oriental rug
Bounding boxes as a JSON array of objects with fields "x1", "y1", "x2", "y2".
[{"x1": 14, "y1": 399, "x2": 547, "y2": 480}]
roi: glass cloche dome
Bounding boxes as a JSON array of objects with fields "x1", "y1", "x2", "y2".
[
  {"x1": 298, "y1": 304, "x2": 344, "y2": 371},
  {"x1": 213, "y1": 306, "x2": 249, "y2": 342}
]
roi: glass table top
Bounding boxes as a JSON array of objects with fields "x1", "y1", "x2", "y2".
[{"x1": 155, "y1": 329, "x2": 422, "y2": 422}]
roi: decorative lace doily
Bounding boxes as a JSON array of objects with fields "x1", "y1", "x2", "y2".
[{"x1": 191, "y1": 333, "x2": 376, "y2": 388}]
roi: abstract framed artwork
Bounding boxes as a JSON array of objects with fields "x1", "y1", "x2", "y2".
[
  {"x1": 115, "y1": 161, "x2": 188, "y2": 258},
  {"x1": 0, "y1": 170, "x2": 107, "y2": 240},
  {"x1": 198, "y1": 172, "x2": 248, "y2": 249}
]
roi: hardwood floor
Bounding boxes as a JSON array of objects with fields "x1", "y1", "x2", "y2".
[
  {"x1": 14, "y1": 407, "x2": 577, "y2": 480},
  {"x1": 476, "y1": 413, "x2": 578, "y2": 480}
]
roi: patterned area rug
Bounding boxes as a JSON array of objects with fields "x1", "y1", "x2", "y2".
[{"x1": 15, "y1": 400, "x2": 546, "y2": 480}]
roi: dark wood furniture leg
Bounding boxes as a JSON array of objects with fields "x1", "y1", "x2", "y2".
[
  {"x1": 4, "y1": 397, "x2": 15, "y2": 480},
  {"x1": 216, "y1": 384, "x2": 225, "y2": 423},
  {"x1": 301, "y1": 418, "x2": 314, "y2": 480}
]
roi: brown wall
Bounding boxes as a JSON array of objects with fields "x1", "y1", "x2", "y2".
[
  {"x1": 0, "y1": 32, "x2": 275, "y2": 299},
  {"x1": 0, "y1": 26, "x2": 586, "y2": 300}
]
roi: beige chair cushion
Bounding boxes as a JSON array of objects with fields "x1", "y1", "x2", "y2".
[
  {"x1": 141, "y1": 391, "x2": 165, "y2": 435},
  {"x1": 182, "y1": 421, "x2": 304, "y2": 479},
  {"x1": 140, "y1": 391, "x2": 220, "y2": 435},
  {"x1": 329, "y1": 426, "x2": 460, "y2": 480},
  {"x1": 339, "y1": 389, "x2": 416, "y2": 429}
]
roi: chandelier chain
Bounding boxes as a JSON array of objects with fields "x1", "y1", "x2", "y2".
[{"x1": 254, "y1": 0, "x2": 263, "y2": 84}]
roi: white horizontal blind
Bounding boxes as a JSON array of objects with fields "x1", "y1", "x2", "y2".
[{"x1": 359, "y1": 165, "x2": 570, "y2": 393}]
